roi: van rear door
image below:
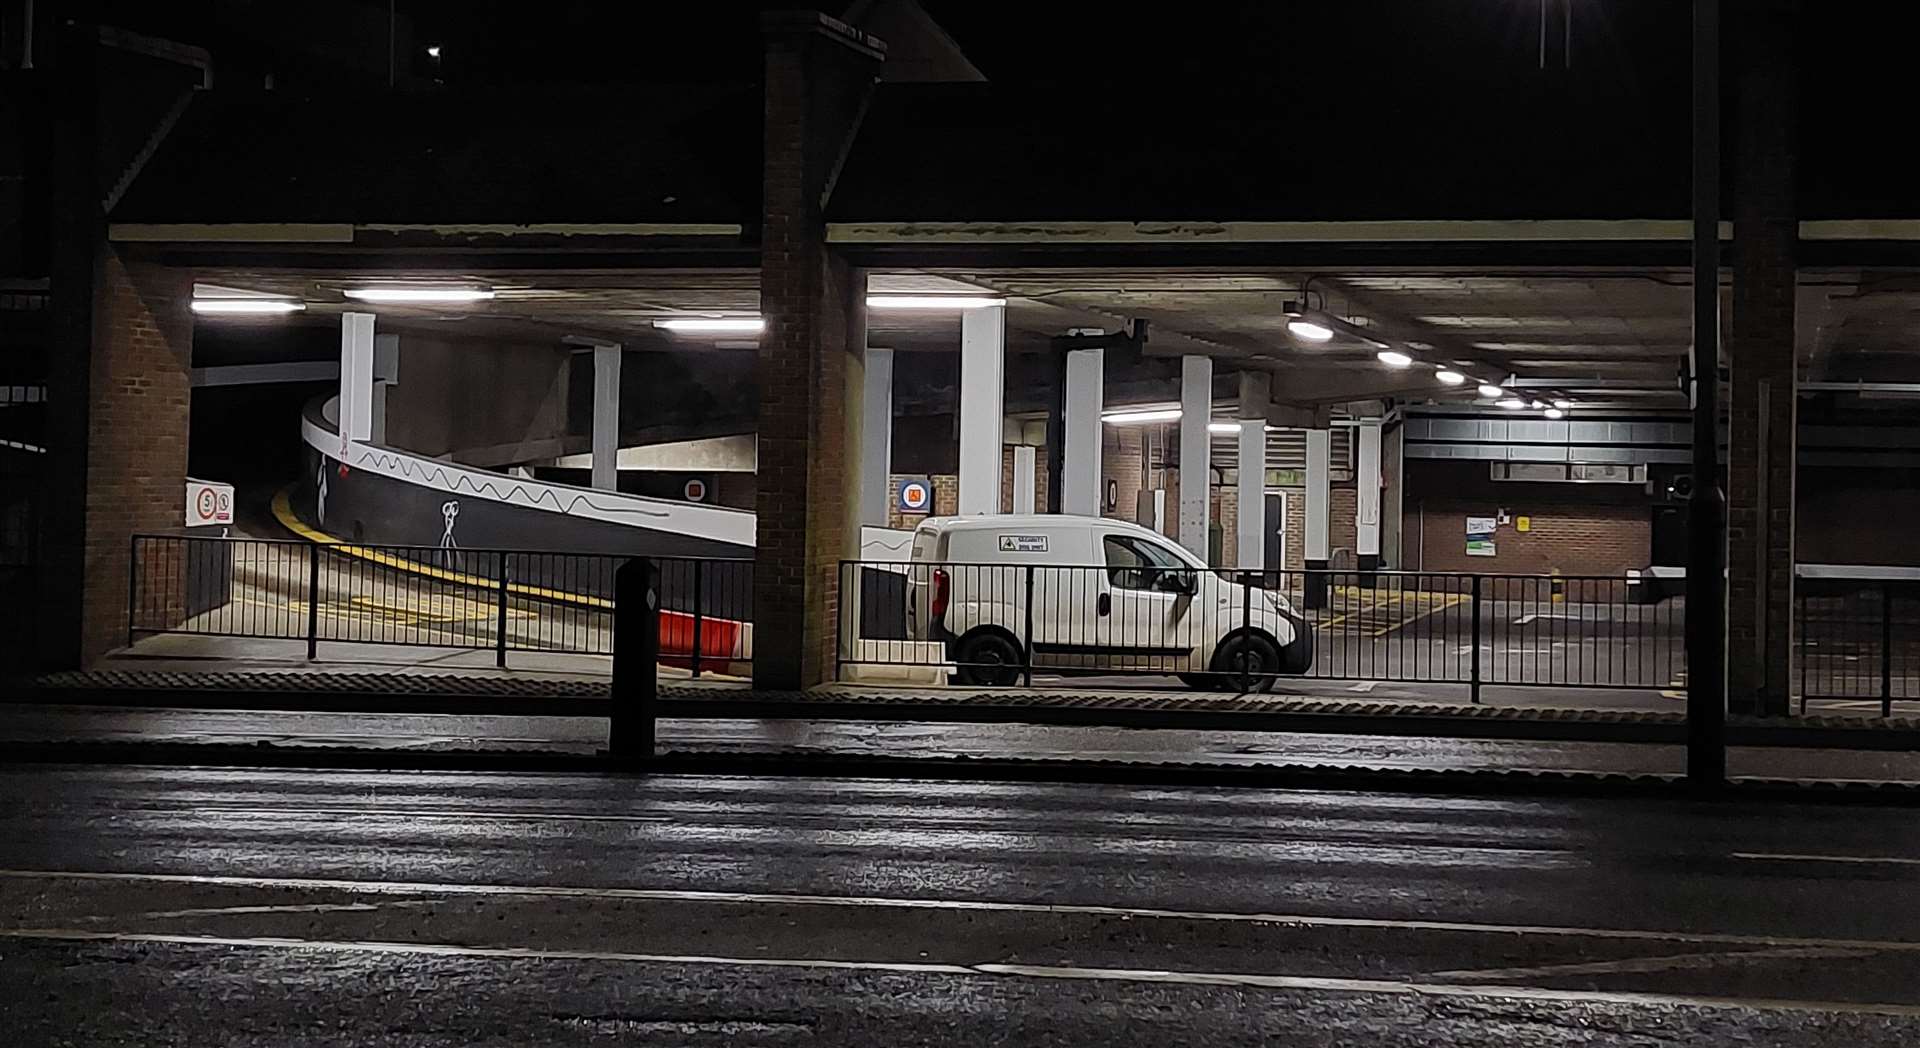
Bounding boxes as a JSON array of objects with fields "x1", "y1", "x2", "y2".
[{"x1": 905, "y1": 523, "x2": 943, "y2": 639}]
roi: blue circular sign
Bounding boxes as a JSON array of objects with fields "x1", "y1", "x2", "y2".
[{"x1": 897, "y1": 478, "x2": 932, "y2": 514}]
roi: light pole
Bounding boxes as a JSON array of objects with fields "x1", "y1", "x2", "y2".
[{"x1": 1687, "y1": 0, "x2": 1727, "y2": 786}]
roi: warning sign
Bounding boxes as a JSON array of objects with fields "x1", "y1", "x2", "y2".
[
  {"x1": 186, "y1": 478, "x2": 234, "y2": 527},
  {"x1": 897, "y1": 476, "x2": 933, "y2": 515}
]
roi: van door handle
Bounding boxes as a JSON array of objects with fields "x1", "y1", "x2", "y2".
[{"x1": 1097, "y1": 593, "x2": 1111, "y2": 616}]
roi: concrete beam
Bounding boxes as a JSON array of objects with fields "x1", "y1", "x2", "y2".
[
  {"x1": 1061, "y1": 347, "x2": 1104, "y2": 515},
  {"x1": 957, "y1": 305, "x2": 1005, "y2": 515},
  {"x1": 1178, "y1": 355, "x2": 1212, "y2": 559}
]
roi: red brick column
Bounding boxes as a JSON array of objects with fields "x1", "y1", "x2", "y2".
[
  {"x1": 80, "y1": 249, "x2": 193, "y2": 662},
  {"x1": 753, "y1": 12, "x2": 884, "y2": 689},
  {"x1": 1725, "y1": 1, "x2": 1798, "y2": 716}
]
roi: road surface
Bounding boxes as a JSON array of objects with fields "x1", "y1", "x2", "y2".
[{"x1": 4, "y1": 764, "x2": 1920, "y2": 1044}]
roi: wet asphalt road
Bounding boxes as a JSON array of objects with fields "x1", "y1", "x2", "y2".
[{"x1": 4, "y1": 766, "x2": 1920, "y2": 1044}]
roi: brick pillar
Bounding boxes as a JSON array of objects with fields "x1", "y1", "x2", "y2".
[
  {"x1": 1724, "y1": 1, "x2": 1798, "y2": 716},
  {"x1": 753, "y1": 12, "x2": 884, "y2": 689},
  {"x1": 81, "y1": 249, "x2": 193, "y2": 662}
]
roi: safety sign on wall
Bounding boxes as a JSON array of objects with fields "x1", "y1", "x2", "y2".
[
  {"x1": 897, "y1": 476, "x2": 933, "y2": 515},
  {"x1": 1466, "y1": 516, "x2": 1497, "y2": 557},
  {"x1": 186, "y1": 478, "x2": 234, "y2": 527}
]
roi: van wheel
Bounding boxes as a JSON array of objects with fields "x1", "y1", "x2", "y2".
[
  {"x1": 953, "y1": 630, "x2": 1024, "y2": 687},
  {"x1": 1212, "y1": 632, "x2": 1280, "y2": 693}
]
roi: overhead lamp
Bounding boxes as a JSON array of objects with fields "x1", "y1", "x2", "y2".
[
  {"x1": 866, "y1": 295, "x2": 1006, "y2": 310},
  {"x1": 343, "y1": 287, "x2": 494, "y2": 304},
  {"x1": 191, "y1": 298, "x2": 304, "y2": 315},
  {"x1": 1497, "y1": 398, "x2": 1526, "y2": 409},
  {"x1": 1435, "y1": 369, "x2": 1466, "y2": 385},
  {"x1": 1376, "y1": 350, "x2": 1414, "y2": 368},
  {"x1": 1552, "y1": 399, "x2": 1572, "y2": 410},
  {"x1": 1544, "y1": 408, "x2": 1565, "y2": 420},
  {"x1": 1530, "y1": 400, "x2": 1547, "y2": 409},
  {"x1": 425, "y1": 45, "x2": 442, "y2": 58},
  {"x1": 654, "y1": 317, "x2": 766, "y2": 334},
  {"x1": 1102, "y1": 407, "x2": 1182, "y2": 425},
  {"x1": 1287, "y1": 318, "x2": 1334, "y2": 342},
  {"x1": 1477, "y1": 384, "x2": 1507, "y2": 399}
]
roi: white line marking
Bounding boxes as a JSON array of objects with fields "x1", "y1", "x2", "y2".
[
  {"x1": 109, "y1": 806, "x2": 675, "y2": 825},
  {"x1": 1733, "y1": 852, "x2": 1920, "y2": 868},
  {"x1": 4, "y1": 868, "x2": 1917, "y2": 955},
  {"x1": 1426, "y1": 945, "x2": 1875, "y2": 983},
  {"x1": 96, "y1": 902, "x2": 388, "y2": 922},
  {"x1": 5, "y1": 928, "x2": 1920, "y2": 1017},
  {"x1": 1345, "y1": 682, "x2": 1379, "y2": 693},
  {"x1": 1512, "y1": 614, "x2": 1539, "y2": 625}
]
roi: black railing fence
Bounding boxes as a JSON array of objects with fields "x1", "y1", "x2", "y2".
[
  {"x1": 1797, "y1": 575, "x2": 1920, "y2": 714},
  {"x1": 128, "y1": 534, "x2": 751, "y2": 673},
  {"x1": 840, "y1": 562, "x2": 1686, "y2": 700}
]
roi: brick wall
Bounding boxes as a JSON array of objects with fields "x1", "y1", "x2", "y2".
[
  {"x1": 1724, "y1": 1, "x2": 1799, "y2": 712},
  {"x1": 82, "y1": 248, "x2": 192, "y2": 661},
  {"x1": 752, "y1": 22, "x2": 879, "y2": 688},
  {"x1": 1405, "y1": 461, "x2": 1652, "y2": 576}
]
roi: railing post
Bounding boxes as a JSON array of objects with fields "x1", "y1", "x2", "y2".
[
  {"x1": 1240, "y1": 569, "x2": 1253, "y2": 695},
  {"x1": 125, "y1": 535, "x2": 139, "y2": 647},
  {"x1": 1882, "y1": 582, "x2": 1894, "y2": 718},
  {"x1": 690, "y1": 560, "x2": 704, "y2": 679},
  {"x1": 610, "y1": 556, "x2": 659, "y2": 762},
  {"x1": 1470, "y1": 574, "x2": 1483, "y2": 705},
  {"x1": 306, "y1": 543, "x2": 321, "y2": 661},
  {"x1": 834, "y1": 562, "x2": 846, "y2": 683},
  {"x1": 1022, "y1": 564, "x2": 1035, "y2": 688},
  {"x1": 495, "y1": 551, "x2": 511, "y2": 669}
]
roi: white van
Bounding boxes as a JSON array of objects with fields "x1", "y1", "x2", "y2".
[{"x1": 905, "y1": 514, "x2": 1312, "y2": 689}]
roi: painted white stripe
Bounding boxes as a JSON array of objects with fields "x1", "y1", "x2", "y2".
[
  {"x1": 106, "y1": 902, "x2": 387, "y2": 921},
  {"x1": 5, "y1": 927, "x2": 1915, "y2": 1017},
  {"x1": 120, "y1": 806, "x2": 674, "y2": 825},
  {"x1": 4, "y1": 869, "x2": 1916, "y2": 955},
  {"x1": 1425, "y1": 945, "x2": 1875, "y2": 983},
  {"x1": 1732, "y1": 852, "x2": 1920, "y2": 868}
]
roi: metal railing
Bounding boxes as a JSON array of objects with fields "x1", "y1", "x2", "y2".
[
  {"x1": 839, "y1": 561, "x2": 1685, "y2": 700},
  {"x1": 1797, "y1": 576, "x2": 1920, "y2": 714},
  {"x1": 128, "y1": 534, "x2": 751, "y2": 673}
]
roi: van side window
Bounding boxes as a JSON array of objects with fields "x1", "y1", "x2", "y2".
[{"x1": 1103, "y1": 535, "x2": 1184, "y2": 590}]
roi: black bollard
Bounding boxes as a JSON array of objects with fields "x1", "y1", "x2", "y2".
[{"x1": 610, "y1": 556, "x2": 658, "y2": 761}]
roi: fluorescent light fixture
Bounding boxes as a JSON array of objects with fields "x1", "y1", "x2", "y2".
[
  {"x1": 191, "y1": 299, "x2": 304, "y2": 315},
  {"x1": 1497, "y1": 398, "x2": 1526, "y2": 409},
  {"x1": 1544, "y1": 408, "x2": 1565, "y2": 420},
  {"x1": 1530, "y1": 400, "x2": 1546, "y2": 409},
  {"x1": 343, "y1": 287, "x2": 494, "y2": 304},
  {"x1": 1435, "y1": 369, "x2": 1466, "y2": 385},
  {"x1": 1376, "y1": 350, "x2": 1414, "y2": 368},
  {"x1": 1287, "y1": 319, "x2": 1335, "y2": 342},
  {"x1": 653, "y1": 317, "x2": 766, "y2": 334},
  {"x1": 1552, "y1": 399, "x2": 1572, "y2": 410},
  {"x1": 1102, "y1": 408, "x2": 1183, "y2": 425},
  {"x1": 866, "y1": 295, "x2": 1006, "y2": 310},
  {"x1": 1477, "y1": 384, "x2": 1507, "y2": 398},
  {"x1": 425, "y1": 45, "x2": 442, "y2": 58}
]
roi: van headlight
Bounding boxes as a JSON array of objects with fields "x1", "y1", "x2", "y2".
[{"x1": 1267, "y1": 591, "x2": 1295, "y2": 616}]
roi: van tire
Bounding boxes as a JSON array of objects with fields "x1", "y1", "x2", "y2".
[
  {"x1": 952, "y1": 629, "x2": 1024, "y2": 687},
  {"x1": 1209, "y1": 631, "x2": 1281, "y2": 693}
]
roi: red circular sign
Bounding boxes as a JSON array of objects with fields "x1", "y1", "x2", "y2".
[
  {"x1": 196, "y1": 488, "x2": 218, "y2": 521},
  {"x1": 684, "y1": 478, "x2": 707, "y2": 502}
]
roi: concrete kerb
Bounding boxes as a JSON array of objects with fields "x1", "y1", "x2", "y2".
[{"x1": 16, "y1": 669, "x2": 1920, "y2": 750}]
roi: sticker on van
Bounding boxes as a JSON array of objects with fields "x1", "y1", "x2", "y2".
[{"x1": 998, "y1": 535, "x2": 1049, "y2": 553}]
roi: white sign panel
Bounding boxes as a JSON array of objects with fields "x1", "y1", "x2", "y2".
[
  {"x1": 998, "y1": 534, "x2": 1049, "y2": 553},
  {"x1": 187, "y1": 478, "x2": 235, "y2": 527},
  {"x1": 1465, "y1": 515, "x2": 1497, "y2": 557}
]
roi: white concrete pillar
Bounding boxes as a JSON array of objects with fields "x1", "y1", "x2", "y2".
[
  {"x1": 338, "y1": 312, "x2": 375, "y2": 444},
  {"x1": 1061, "y1": 347, "x2": 1104, "y2": 516},
  {"x1": 859, "y1": 347, "x2": 894, "y2": 526},
  {"x1": 1237, "y1": 420, "x2": 1265, "y2": 572},
  {"x1": 1356, "y1": 420, "x2": 1383, "y2": 571},
  {"x1": 1012, "y1": 445, "x2": 1037, "y2": 513},
  {"x1": 1304, "y1": 426, "x2": 1332, "y2": 610},
  {"x1": 591, "y1": 343, "x2": 621, "y2": 491},
  {"x1": 370, "y1": 333, "x2": 399, "y2": 446},
  {"x1": 1178, "y1": 355, "x2": 1213, "y2": 559},
  {"x1": 956, "y1": 305, "x2": 1005, "y2": 515}
]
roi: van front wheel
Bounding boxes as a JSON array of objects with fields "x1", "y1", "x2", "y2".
[
  {"x1": 1210, "y1": 632, "x2": 1281, "y2": 693},
  {"x1": 952, "y1": 629, "x2": 1024, "y2": 687}
]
